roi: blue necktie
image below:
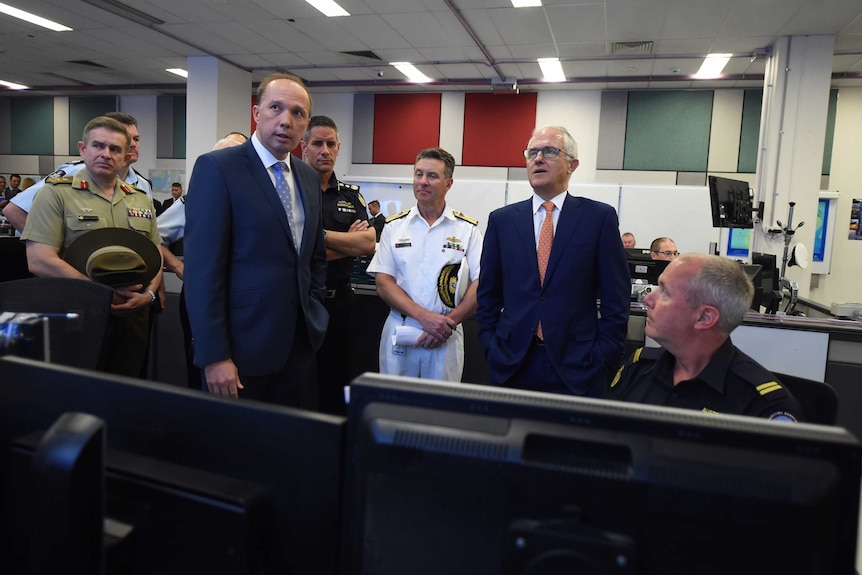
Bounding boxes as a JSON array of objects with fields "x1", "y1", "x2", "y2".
[{"x1": 273, "y1": 161, "x2": 301, "y2": 248}]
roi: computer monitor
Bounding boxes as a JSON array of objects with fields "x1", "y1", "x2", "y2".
[
  {"x1": 739, "y1": 263, "x2": 763, "y2": 311},
  {"x1": 625, "y1": 247, "x2": 653, "y2": 261},
  {"x1": 751, "y1": 251, "x2": 780, "y2": 311},
  {"x1": 0, "y1": 356, "x2": 345, "y2": 575},
  {"x1": 708, "y1": 175, "x2": 754, "y2": 228},
  {"x1": 627, "y1": 258, "x2": 670, "y2": 286},
  {"x1": 343, "y1": 374, "x2": 861, "y2": 575}
]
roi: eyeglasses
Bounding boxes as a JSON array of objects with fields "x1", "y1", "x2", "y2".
[
  {"x1": 652, "y1": 250, "x2": 680, "y2": 257},
  {"x1": 523, "y1": 146, "x2": 572, "y2": 160}
]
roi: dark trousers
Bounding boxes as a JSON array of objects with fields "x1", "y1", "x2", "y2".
[
  {"x1": 317, "y1": 286, "x2": 358, "y2": 416},
  {"x1": 502, "y1": 340, "x2": 608, "y2": 399},
  {"x1": 178, "y1": 287, "x2": 201, "y2": 390},
  {"x1": 235, "y1": 318, "x2": 318, "y2": 408},
  {"x1": 100, "y1": 306, "x2": 150, "y2": 379}
]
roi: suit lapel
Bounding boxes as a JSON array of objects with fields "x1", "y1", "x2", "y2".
[
  {"x1": 545, "y1": 194, "x2": 584, "y2": 284},
  {"x1": 244, "y1": 144, "x2": 296, "y2": 246}
]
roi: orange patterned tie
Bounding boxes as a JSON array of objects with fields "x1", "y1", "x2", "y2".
[{"x1": 536, "y1": 201, "x2": 554, "y2": 340}]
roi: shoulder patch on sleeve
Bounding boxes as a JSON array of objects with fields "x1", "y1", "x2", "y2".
[
  {"x1": 356, "y1": 190, "x2": 367, "y2": 207},
  {"x1": 453, "y1": 210, "x2": 478, "y2": 225},
  {"x1": 386, "y1": 209, "x2": 411, "y2": 223},
  {"x1": 46, "y1": 176, "x2": 73, "y2": 185}
]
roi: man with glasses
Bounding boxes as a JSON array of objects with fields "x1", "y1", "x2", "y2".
[
  {"x1": 477, "y1": 125, "x2": 630, "y2": 398},
  {"x1": 650, "y1": 237, "x2": 679, "y2": 261}
]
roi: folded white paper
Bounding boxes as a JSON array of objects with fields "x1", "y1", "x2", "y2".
[{"x1": 394, "y1": 325, "x2": 424, "y2": 346}]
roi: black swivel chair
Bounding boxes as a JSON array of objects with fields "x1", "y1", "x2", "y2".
[
  {"x1": 774, "y1": 372, "x2": 839, "y2": 425},
  {"x1": 0, "y1": 278, "x2": 113, "y2": 370}
]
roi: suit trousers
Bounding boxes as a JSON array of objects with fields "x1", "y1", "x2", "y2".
[{"x1": 317, "y1": 285, "x2": 358, "y2": 416}]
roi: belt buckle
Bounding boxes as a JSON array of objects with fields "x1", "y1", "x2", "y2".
[{"x1": 325, "y1": 288, "x2": 337, "y2": 298}]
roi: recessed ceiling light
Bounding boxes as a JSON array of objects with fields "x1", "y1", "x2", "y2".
[
  {"x1": 0, "y1": 2, "x2": 72, "y2": 31},
  {"x1": 694, "y1": 53, "x2": 731, "y2": 79},
  {"x1": 538, "y1": 58, "x2": 566, "y2": 82},
  {"x1": 305, "y1": 0, "x2": 349, "y2": 17},
  {"x1": 511, "y1": 0, "x2": 542, "y2": 6},
  {"x1": 390, "y1": 62, "x2": 431, "y2": 83},
  {"x1": 166, "y1": 68, "x2": 188, "y2": 78},
  {"x1": 0, "y1": 79, "x2": 29, "y2": 90}
]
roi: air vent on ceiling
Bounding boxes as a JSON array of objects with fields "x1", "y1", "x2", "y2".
[
  {"x1": 67, "y1": 60, "x2": 110, "y2": 69},
  {"x1": 609, "y1": 41, "x2": 654, "y2": 55},
  {"x1": 340, "y1": 50, "x2": 383, "y2": 61}
]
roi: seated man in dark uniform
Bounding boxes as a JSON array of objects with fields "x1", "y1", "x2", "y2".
[{"x1": 609, "y1": 253, "x2": 803, "y2": 422}]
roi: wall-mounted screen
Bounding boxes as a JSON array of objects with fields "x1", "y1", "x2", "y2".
[{"x1": 708, "y1": 175, "x2": 753, "y2": 228}]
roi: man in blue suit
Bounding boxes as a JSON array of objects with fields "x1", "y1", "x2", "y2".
[
  {"x1": 476, "y1": 125, "x2": 630, "y2": 397},
  {"x1": 184, "y1": 72, "x2": 328, "y2": 407}
]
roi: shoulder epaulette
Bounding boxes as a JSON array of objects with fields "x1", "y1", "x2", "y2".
[
  {"x1": 453, "y1": 210, "x2": 478, "y2": 225},
  {"x1": 46, "y1": 176, "x2": 73, "y2": 185},
  {"x1": 337, "y1": 181, "x2": 360, "y2": 192},
  {"x1": 611, "y1": 346, "x2": 654, "y2": 388},
  {"x1": 386, "y1": 209, "x2": 411, "y2": 223}
]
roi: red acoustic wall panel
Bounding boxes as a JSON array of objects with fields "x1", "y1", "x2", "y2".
[
  {"x1": 462, "y1": 92, "x2": 538, "y2": 167},
  {"x1": 373, "y1": 94, "x2": 441, "y2": 164}
]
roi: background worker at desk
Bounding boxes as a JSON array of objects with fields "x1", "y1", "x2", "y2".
[
  {"x1": 609, "y1": 253, "x2": 803, "y2": 421},
  {"x1": 650, "y1": 236, "x2": 679, "y2": 261}
]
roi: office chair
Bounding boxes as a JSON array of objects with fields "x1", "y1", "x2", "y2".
[
  {"x1": 774, "y1": 372, "x2": 839, "y2": 425},
  {"x1": 0, "y1": 238, "x2": 33, "y2": 283},
  {"x1": 0, "y1": 277, "x2": 113, "y2": 370}
]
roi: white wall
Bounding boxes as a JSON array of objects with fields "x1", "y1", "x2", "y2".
[
  {"x1": 4, "y1": 87, "x2": 859, "y2": 307},
  {"x1": 810, "y1": 87, "x2": 862, "y2": 305}
]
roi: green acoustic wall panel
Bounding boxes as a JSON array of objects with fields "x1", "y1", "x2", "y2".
[
  {"x1": 822, "y1": 89, "x2": 838, "y2": 176},
  {"x1": 624, "y1": 91, "x2": 713, "y2": 172},
  {"x1": 737, "y1": 89, "x2": 762, "y2": 174},
  {"x1": 172, "y1": 95, "x2": 186, "y2": 159},
  {"x1": 68, "y1": 96, "x2": 118, "y2": 154},
  {"x1": 11, "y1": 97, "x2": 53, "y2": 155}
]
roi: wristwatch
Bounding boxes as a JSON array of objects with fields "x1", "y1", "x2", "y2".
[{"x1": 145, "y1": 289, "x2": 157, "y2": 305}]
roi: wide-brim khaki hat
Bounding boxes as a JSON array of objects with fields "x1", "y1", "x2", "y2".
[{"x1": 63, "y1": 228, "x2": 161, "y2": 288}]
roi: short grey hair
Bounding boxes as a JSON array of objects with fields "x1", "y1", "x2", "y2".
[
  {"x1": 680, "y1": 254, "x2": 754, "y2": 335},
  {"x1": 530, "y1": 125, "x2": 578, "y2": 159}
]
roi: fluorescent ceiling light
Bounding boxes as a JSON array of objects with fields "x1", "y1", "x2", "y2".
[
  {"x1": 0, "y1": 2, "x2": 72, "y2": 31},
  {"x1": 165, "y1": 68, "x2": 188, "y2": 78},
  {"x1": 538, "y1": 58, "x2": 566, "y2": 82},
  {"x1": 305, "y1": 0, "x2": 349, "y2": 17},
  {"x1": 694, "y1": 53, "x2": 732, "y2": 79},
  {"x1": 0, "y1": 79, "x2": 29, "y2": 90},
  {"x1": 390, "y1": 62, "x2": 431, "y2": 83},
  {"x1": 512, "y1": 0, "x2": 542, "y2": 6}
]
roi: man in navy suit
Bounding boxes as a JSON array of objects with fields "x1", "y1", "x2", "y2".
[
  {"x1": 184, "y1": 72, "x2": 327, "y2": 407},
  {"x1": 476, "y1": 125, "x2": 630, "y2": 397}
]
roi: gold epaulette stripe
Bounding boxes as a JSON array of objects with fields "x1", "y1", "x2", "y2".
[{"x1": 756, "y1": 381, "x2": 782, "y2": 396}]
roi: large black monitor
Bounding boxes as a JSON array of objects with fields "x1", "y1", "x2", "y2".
[
  {"x1": 627, "y1": 258, "x2": 669, "y2": 286},
  {"x1": 343, "y1": 374, "x2": 861, "y2": 575},
  {"x1": 0, "y1": 356, "x2": 345, "y2": 575},
  {"x1": 625, "y1": 247, "x2": 653, "y2": 261},
  {"x1": 708, "y1": 175, "x2": 754, "y2": 228},
  {"x1": 739, "y1": 263, "x2": 763, "y2": 311}
]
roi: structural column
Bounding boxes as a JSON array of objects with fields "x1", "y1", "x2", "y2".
[
  {"x1": 185, "y1": 57, "x2": 251, "y2": 177},
  {"x1": 754, "y1": 35, "x2": 834, "y2": 297}
]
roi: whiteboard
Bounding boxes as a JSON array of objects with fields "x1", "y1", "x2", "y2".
[
  {"x1": 618, "y1": 185, "x2": 720, "y2": 255},
  {"x1": 347, "y1": 177, "x2": 722, "y2": 254}
]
